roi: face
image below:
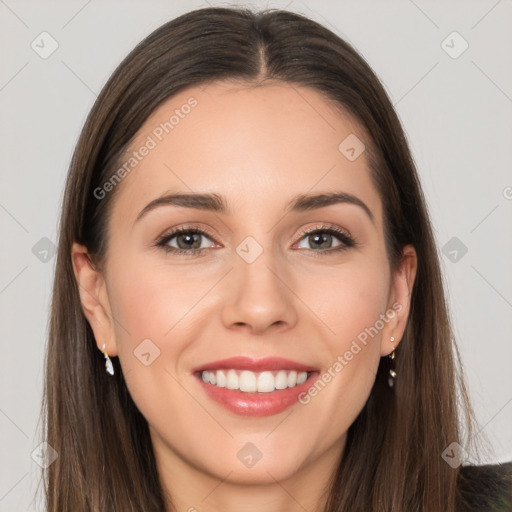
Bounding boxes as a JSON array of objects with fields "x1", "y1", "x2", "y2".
[{"x1": 73, "y1": 81, "x2": 416, "y2": 496}]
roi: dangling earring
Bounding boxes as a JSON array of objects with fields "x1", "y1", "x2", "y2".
[
  {"x1": 388, "y1": 336, "x2": 396, "y2": 388},
  {"x1": 101, "y1": 343, "x2": 114, "y2": 376}
]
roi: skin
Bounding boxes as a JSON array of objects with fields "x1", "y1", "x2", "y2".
[{"x1": 72, "y1": 81, "x2": 417, "y2": 512}]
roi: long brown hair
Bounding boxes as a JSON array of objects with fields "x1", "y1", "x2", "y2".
[{"x1": 41, "y1": 6, "x2": 484, "y2": 511}]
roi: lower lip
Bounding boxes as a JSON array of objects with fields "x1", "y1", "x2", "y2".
[{"x1": 194, "y1": 372, "x2": 320, "y2": 417}]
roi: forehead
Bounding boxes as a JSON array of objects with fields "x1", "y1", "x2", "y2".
[{"x1": 111, "y1": 80, "x2": 381, "y2": 223}]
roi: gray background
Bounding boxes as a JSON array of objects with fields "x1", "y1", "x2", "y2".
[{"x1": 1, "y1": 0, "x2": 511, "y2": 510}]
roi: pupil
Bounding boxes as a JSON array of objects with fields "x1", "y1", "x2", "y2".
[
  {"x1": 311, "y1": 233, "x2": 331, "y2": 249},
  {"x1": 175, "y1": 232, "x2": 334, "y2": 251},
  {"x1": 178, "y1": 233, "x2": 200, "y2": 249}
]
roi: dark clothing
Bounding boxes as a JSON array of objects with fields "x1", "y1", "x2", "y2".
[{"x1": 458, "y1": 461, "x2": 512, "y2": 511}]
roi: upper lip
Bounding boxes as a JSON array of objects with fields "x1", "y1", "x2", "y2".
[{"x1": 192, "y1": 356, "x2": 318, "y2": 373}]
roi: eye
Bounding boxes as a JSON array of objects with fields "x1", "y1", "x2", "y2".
[
  {"x1": 154, "y1": 224, "x2": 356, "y2": 256},
  {"x1": 294, "y1": 224, "x2": 356, "y2": 254},
  {"x1": 154, "y1": 226, "x2": 217, "y2": 256}
]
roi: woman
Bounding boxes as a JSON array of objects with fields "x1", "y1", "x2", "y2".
[{"x1": 41, "y1": 6, "x2": 511, "y2": 511}]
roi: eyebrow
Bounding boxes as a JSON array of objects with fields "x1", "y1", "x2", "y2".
[{"x1": 134, "y1": 191, "x2": 374, "y2": 224}]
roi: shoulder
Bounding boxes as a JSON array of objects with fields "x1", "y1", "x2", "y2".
[{"x1": 457, "y1": 461, "x2": 512, "y2": 511}]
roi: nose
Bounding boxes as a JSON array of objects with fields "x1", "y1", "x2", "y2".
[{"x1": 220, "y1": 249, "x2": 298, "y2": 335}]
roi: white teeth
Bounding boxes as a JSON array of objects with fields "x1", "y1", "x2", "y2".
[
  {"x1": 239, "y1": 370, "x2": 257, "y2": 392},
  {"x1": 200, "y1": 369, "x2": 310, "y2": 392},
  {"x1": 296, "y1": 372, "x2": 307, "y2": 385},
  {"x1": 226, "y1": 369, "x2": 239, "y2": 390},
  {"x1": 275, "y1": 370, "x2": 288, "y2": 390},
  {"x1": 216, "y1": 369, "x2": 226, "y2": 388},
  {"x1": 287, "y1": 370, "x2": 297, "y2": 387},
  {"x1": 257, "y1": 371, "x2": 275, "y2": 393}
]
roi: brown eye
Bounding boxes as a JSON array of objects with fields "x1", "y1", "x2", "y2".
[
  {"x1": 295, "y1": 226, "x2": 356, "y2": 254},
  {"x1": 173, "y1": 232, "x2": 204, "y2": 250},
  {"x1": 155, "y1": 227, "x2": 217, "y2": 255}
]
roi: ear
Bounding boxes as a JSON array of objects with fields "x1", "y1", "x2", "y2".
[
  {"x1": 71, "y1": 242, "x2": 118, "y2": 356},
  {"x1": 380, "y1": 244, "x2": 417, "y2": 356}
]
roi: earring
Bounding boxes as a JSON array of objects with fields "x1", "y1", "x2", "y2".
[
  {"x1": 101, "y1": 343, "x2": 114, "y2": 376},
  {"x1": 388, "y1": 336, "x2": 396, "y2": 388}
]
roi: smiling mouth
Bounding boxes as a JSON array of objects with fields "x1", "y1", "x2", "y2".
[{"x1": 196, "y1": 369, "x2": 316, "y2": 393}]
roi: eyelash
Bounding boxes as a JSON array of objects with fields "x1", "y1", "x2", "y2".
[{"x1": 154, "y1": 224, "x2": 357, "y2": 257}]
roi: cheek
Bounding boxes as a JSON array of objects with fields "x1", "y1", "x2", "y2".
[
  {"x1": 105, "y1": 261, "x2": 202, "y2": 401},
  {"x1": 310, "y1": 258, "x2": 391, "y2": 347},
  {"x1": 108, "y1": 260, "x2": 211, "y2": 346},
  {"x1": 106, "y1": 255, "x2": 229, "y2": 377},
  {"x1": 300, "y1": 261, "x2": 389, "y2": 414},
  {"x1": 105, "y1": 263, "x2": 206, "y2": 431}
]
